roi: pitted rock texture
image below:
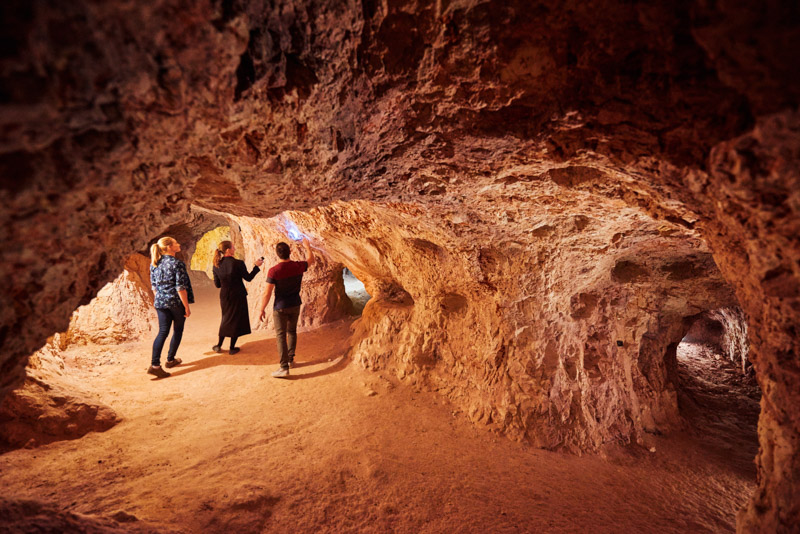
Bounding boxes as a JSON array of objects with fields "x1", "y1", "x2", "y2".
[
  {"x1": 708, "y1": 307, "x2": 750, "y2": 374},
  {"x1": 282, "y1": 200, "x2": 735, "y2": 449},
  {"x1": 2, "y1": 1, "x2": 799, "y2": 531}
]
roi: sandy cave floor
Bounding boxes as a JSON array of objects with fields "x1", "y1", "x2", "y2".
[{"x1": 0, "y1": 288, "x2": 757, "y2": 533}]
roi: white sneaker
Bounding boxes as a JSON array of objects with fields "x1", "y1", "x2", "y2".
[{"x1": 271, "y1": 367, "x2": 289, "y2": 378}]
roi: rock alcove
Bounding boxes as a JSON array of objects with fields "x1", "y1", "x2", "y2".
[{"x1": 1, "y1": 1, "x2": 798, "y2": 532}]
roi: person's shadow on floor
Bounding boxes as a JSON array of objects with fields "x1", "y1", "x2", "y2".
[
  {"x1": 168, "y1": 338, "x2": 279, "y2": 377},
  {"x1": 169, "y1": 337, "x2": 349, "y2": 379},
  {"x1": 284, "y1": 354, "x2": 350, "y2": 380}
]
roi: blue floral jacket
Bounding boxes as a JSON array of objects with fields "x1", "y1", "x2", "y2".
[{"x1": 150, "y1": 255, "x2": 195, "y2": 309}]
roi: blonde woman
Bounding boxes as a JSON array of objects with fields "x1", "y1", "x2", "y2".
[
  {"x1": 148, "y1": 237, "x2": 194, "y2": 378},
  {"x1": 212, "y1": 241, "x2": 263, "y2": 354}
]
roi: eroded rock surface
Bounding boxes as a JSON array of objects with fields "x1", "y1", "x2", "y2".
[
  {"x1": 0, "y1": 340, "x2": 118, "y2": 451},
  {"x1": 280, "y1": 200, "x2": 735, "y2": 450},
  {"x1": 65, "y1": 254, "x2": 157, "y2": 346},
  {"x1": 2, "y1": 1, "x2": 798, "y2": 530},
  {"x1": 0, "y1": 497, "x2": 167, "y2": 533}
]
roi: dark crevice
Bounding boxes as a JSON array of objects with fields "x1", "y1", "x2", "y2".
[
  {"x1": 0, "y1": 151, "x2": 35, "y2": 195},
  {"x1": 283, "y1": 54, "x2": 319, "y2": 99},
  {"x1": 234, "y1": 51, "x2": 256, "y2": 101},
  {"x1": 211, "y1": 0, "x2": 239, "y2": 31}
]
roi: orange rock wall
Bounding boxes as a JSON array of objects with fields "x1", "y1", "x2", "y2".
[
  {"x1": 0, "y1": 340, "x2": 118, "y2": 451},
  {"x1": 64, "y1": 254, "x2": 157, "y2": 346},
  {"x1": 282, "y1": 201, "x2": 735, "y2": 451}
]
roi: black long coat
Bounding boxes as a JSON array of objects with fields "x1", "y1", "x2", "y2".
[{"x1": 213, "y1": 257, "x2": 260, "y2": 337}]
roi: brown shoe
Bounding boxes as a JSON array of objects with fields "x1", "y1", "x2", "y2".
[
  {"x1": 164, "y1": 358, "x2": 182, "y2": 368},
  {"x1": 147, "y1": 366, "x2": 171, "y2": 378}
]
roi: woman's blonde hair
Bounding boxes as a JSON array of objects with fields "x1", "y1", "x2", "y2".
[
  {"x1": 213, "y1": 240, "x2": 233, "y2": 267},
  {"x1": 150, "y1": 236, "x2": 177, "y2": 267}
]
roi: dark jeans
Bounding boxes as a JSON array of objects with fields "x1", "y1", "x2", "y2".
[
  {"x1": 152, "y1": 305, "x2": 186, "y2": 366},
  {"x1": 273, "y1": 306, "x2": 300, "y2": 369}
]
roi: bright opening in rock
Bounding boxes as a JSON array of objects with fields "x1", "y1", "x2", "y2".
[
  {"x1": 343, "y1": 268, "x2": 370, "y2": 314},
  {"x1": 191, "y1": 225, "x2": 235, "y2": 280}
]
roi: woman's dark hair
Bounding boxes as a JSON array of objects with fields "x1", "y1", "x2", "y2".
[{"x1": 276, "y1": 242, "x2": 290, "y2": 260}]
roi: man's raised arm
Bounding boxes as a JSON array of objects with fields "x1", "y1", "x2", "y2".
[{"x1": 303, "y1": 238, "x2": 315, "y2": 267}]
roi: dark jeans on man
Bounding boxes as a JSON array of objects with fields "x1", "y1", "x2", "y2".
[
  {"x1": 152, "y1": 305, "x2": 186, "y2": 366},
  {"x1": 273, "y1": 305, "x2": 300, "y2": 370}
]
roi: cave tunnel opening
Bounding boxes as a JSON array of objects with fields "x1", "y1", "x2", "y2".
[
  {"x1": 674, "y1": 308, "x2": 760, "y2": 463},
  {"x1": 342, "y1": 267, "x2": 371, "y2": 315},
  {"x1": 190, "y1": 225, "x2": 239, "y2": 283},
  {"x1": 0, "y1": 199, "x2": 782, "y2": 532},
  {"x1": 3, "y1": 0, "x2": 799, "y2": 529}
]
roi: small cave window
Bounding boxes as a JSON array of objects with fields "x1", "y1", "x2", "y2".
[{"x1": 343, "y1": 267, "x2": 371, "y2": 314}]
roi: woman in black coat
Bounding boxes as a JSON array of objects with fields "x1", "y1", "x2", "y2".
[{"x1": 212, "y1": 240, "x2": 263, "y2": 354}]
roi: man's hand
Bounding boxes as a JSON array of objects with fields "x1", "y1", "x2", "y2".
[
  {"x1": 260, "y1": 283, "x2": 275, "y2": 321},
  {"x1": 303, "y1": 237, "x2": 315, "y2": 267},
  {"x1": 184, "y1": 306, "x2": 191, "y2": 318},
  {"x1": 255, "y1": 257, "x2": 264, "y2": 267}
]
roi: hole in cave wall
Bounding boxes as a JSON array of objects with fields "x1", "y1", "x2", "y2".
[
  {"x1": 234, "y1": 51, "x2": 256, "y2": 101},
  {"x1": 342, "y1": 267, "x2": 371, "y2": 315}
]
